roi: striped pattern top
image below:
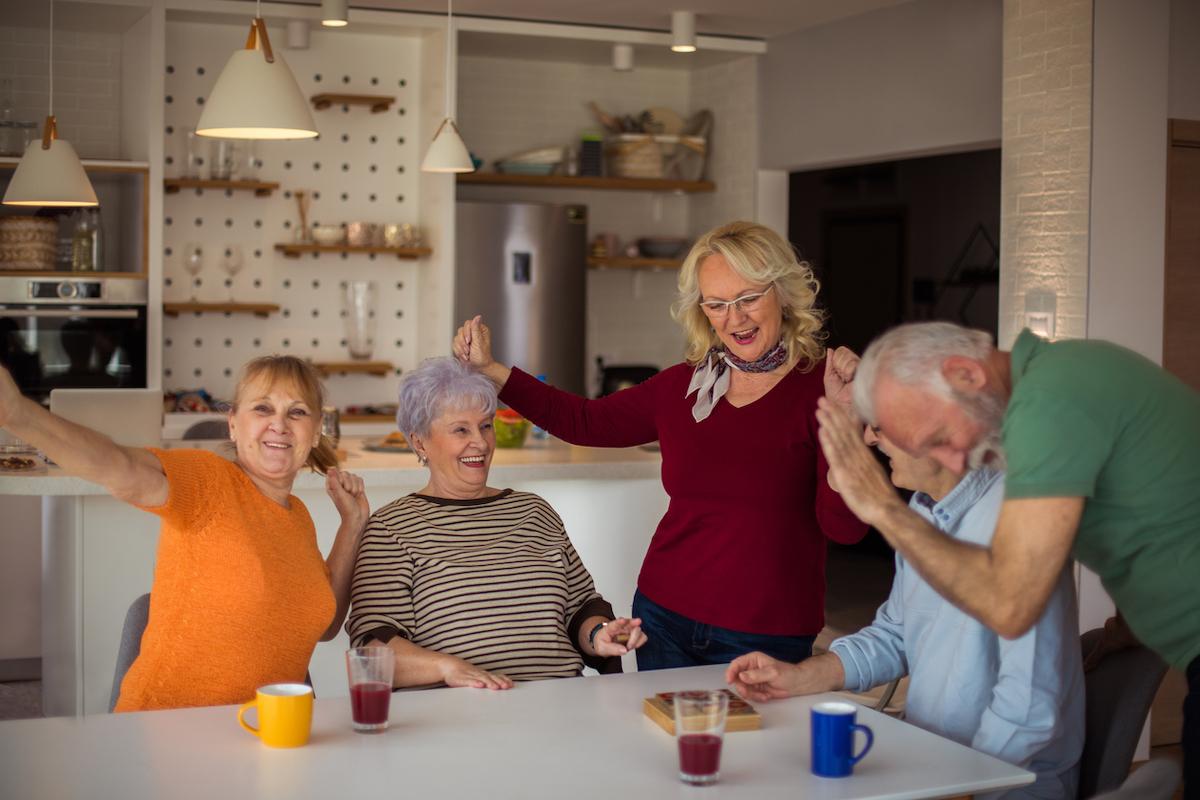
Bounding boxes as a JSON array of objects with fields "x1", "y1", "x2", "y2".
[{"x1": 346, "y1": 489, "x2": 610, "y2": 681}]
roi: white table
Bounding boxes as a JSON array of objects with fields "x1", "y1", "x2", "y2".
[{"x1": 0, "y1": 665, "x2": 1031, "y2": 799}]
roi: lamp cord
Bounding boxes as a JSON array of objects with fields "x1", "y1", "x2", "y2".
[
  {"x1": 444, "y1": 0, "x2": 453, "y2": 119},
  {"x1": 48, "y1": 0, "x2": 54, "y2": 117}
]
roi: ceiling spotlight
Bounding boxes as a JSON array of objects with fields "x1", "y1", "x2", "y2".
[
  {"x1": 285, "y1": 20, "x2": 310, "y2": 49},
  {"x1": 671, "y1": 11, "x2": 696, "y2": 53},
  {"x1": 613, "y1": 43, "x2": 634, "y2": 71},
  {"x1": 321, "y1": 0, "x2": 349, "y2": 27}
]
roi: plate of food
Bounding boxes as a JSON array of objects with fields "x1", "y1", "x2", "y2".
[
  {"x1": 0, "y1": 454, "x2": 46, "y2": 474},
  {"x1": 363, "y1": 431, "x2": 412, "y2": 453}
]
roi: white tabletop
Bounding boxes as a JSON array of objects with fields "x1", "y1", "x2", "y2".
[{"x1": 0, "y1": 665, "x2": 1032, "y2": 799}]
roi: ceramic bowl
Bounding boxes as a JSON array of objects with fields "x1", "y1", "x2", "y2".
[{"x1": 311, "y1": 225, "x2": 344, "y2": 246}]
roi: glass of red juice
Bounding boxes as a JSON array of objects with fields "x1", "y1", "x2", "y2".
[
  {"x1": 345, "y1": 647, "x2": 395, "y2": 733},
  {"x1": 673, "y1": 690, "x2": 729, "y2": 785}
]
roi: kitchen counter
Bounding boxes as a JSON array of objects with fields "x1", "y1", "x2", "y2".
[
  {"x1": 7, "y1": 437, "x2": 668, "y2": 716},
  {"x1": 0, "y1": 436, "x2": 662, "y2": 496}
]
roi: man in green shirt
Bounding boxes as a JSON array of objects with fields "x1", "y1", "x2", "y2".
[{"x1": 812, "y1": 321, "x2": 1200, "y2": 798}]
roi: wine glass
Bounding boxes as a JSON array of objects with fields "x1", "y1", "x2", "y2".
[
  {"x1": 221, "y1": 244, "x2": 244, "y2": 302},
  {"x1": 182, "y1": 243, "x2": 204, "y2": 302}
]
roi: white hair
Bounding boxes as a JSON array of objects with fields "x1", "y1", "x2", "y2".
[
  {"x1": 395, "y1": 357, "x2": 498, "y2": 439},
  {"x1": 853, "y1": 322, "x2": 995, "y2": 424}
]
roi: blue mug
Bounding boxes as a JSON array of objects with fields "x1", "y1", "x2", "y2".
[{"x1": 811, "y1": 701, "x2": 874, "y2": 777}]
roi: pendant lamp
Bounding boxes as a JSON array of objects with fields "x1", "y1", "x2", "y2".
[
  {"x1": 421, "y1": 0, "x2": 474, "y2": 173},
  {"x1": 3, "y1": 0, "x2": 98, "y2": 207},
  {"x1": 195, "y1": 1, "x2": 318, "y2": 140}
]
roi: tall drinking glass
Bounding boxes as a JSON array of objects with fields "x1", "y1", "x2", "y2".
[
  {"x1": 345, "y1": 646, "x2": 394, "y2": 733},
  {"x1": 343, "y1": 280, "x2": 376, "y2": 360},
  {"x1": 673, "y1": 690, "x2": 729, "y2": 785}
]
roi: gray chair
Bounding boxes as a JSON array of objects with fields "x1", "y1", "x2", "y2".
[
  {"x1": 1091, "y1": 758, "x2": 1181, "y2": 800},
  {"x1": 109, "y1": 593, "x2": 151, "y2": 712},
  {"x1": 1077, "y1": 626, "x2": 1169, "y2": 798},
  {"x1": 182, "y1": 420, "x2": 229, "y2": 440}
]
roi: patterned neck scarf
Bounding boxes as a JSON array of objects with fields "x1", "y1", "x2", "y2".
[{"x1": 686, "y1": 340, "x2": 789, "y2": 422}]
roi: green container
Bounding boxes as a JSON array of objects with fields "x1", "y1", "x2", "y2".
[{"x1": 494, "y1": 416, "x2": 530, "y2": 448}]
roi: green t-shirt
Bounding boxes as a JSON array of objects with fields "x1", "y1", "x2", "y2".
[{"x1": 1003, "y1": 329, "x2": 1200, "y2": 670}]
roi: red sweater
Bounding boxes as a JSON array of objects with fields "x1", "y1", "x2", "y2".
[{"x1": 499, "y1": 361, "x2": 867, "y2": 636}]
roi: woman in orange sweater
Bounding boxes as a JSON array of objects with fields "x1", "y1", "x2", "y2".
[{"x1": 0, "y1": 356, "x2": 369, "y2": 711}]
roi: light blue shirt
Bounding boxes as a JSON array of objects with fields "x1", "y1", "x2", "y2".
[{"x1": 829, "y1": 468, "x2": 1085, "y2": 800}]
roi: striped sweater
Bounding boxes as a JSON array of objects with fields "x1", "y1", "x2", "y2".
[{"x1": 346, "y1": 489, "x2": 614, "y2": 681}]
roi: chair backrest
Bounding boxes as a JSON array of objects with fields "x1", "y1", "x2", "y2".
[
  {"x1": 182, "y1": 420, "x2": 229, "y2": 440},
  {"x1": 109, "y1": 593, "x2": 151, "y2": 713},
  {"x1": 1090, "y1": 758, "x2": 1181, "y2": 800},
  {"x1": 1077, "y1": 627, "x2": 1169, "y2": 798}
]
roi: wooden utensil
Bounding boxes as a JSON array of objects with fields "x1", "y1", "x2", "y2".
[
  {"x1": 294, "y1": 190, "x2": 310, "y2": 242},
  {"x1": 587, "y1": 101, "x2": 621, "y2": 133}
]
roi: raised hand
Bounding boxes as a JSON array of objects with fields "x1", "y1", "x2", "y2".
[
  {"x1": 452, "y1": 315, "x2": 512, "y2": 388},
  {"x1": 326, "y1": 467, "x2": 369, "y2": 530},
  {"x1": 438, "y1": 656, "x2": 513, "y2": 690},
  {"x1": 816, "y1": 397, "x2": 902, "y2": 527},
  {"x1": 452, "y1": 315, "x2": 494, "y2": 369},
  {"x1": 725, "y1": 651, "x2": 799, "y2": 702},
  {"x1": 592, "y1": 617, "x2": 648, "y2": 657},
  {"x1": 823, "y1": 346, "x2": 861, "y2": 410}
]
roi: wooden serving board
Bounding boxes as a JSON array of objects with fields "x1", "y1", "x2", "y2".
[{"x1": 642, "y1": 689, "x2": 761, "y2": 735}]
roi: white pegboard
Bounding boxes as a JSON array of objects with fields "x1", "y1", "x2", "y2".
[{"x1": 161, "y1": 19, "x2": 425, "y2": 408}]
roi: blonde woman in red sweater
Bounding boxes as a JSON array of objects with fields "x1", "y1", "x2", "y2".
[{"x1": 453, "y1": 221, "x2": 866, "y2": 671}]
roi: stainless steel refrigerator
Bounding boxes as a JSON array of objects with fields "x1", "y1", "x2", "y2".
[{"x1": 455, "y1": 201, "x2": 588, "y2": 395}]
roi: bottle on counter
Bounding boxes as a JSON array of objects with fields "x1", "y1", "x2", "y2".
[{"x1": 70, "y1": 208, "x2": 103, "y2": 272}]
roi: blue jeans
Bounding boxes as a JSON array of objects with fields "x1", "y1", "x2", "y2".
[{"x1": 632, "y1": 589, "x2": 815, "y2": 671}]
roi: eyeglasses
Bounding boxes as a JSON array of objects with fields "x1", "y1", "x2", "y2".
[{"x1": 697, "y1": 284, "x2": 774, "y2": 317}]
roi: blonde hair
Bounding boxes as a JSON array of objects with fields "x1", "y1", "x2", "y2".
[
  {"x1": 230, "y1": 355, "x2": 337, "y2": 475},
  {"x1": 672, "y1": 220, "x2": 827, "y2": 369}
]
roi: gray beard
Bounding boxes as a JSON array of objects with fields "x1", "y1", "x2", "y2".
[{"x1": 954, "y1": 389, "x2": 1007, "y2": 471}]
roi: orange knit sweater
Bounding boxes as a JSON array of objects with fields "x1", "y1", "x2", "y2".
[{"x1": 114, "y1": 449, "x2": 334, "y2": 712}]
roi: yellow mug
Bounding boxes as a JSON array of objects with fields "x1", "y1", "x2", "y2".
[{"x1": 237, "y1": 683, "x2": 314, "y2": 748}]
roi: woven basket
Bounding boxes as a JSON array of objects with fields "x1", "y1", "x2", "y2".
[
  {"x1": 0, "y1": 216, "x2": 58, "y2": 270},
  {"x1": 605, "y1": 134, "x2": 663, "y2": 179},
  {"x1": 605, "y1": 134, "x2": 708, "y2": 180}
]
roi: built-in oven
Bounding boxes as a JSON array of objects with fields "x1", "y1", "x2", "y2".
[{"x1": 0, "y1": 276, "x2": 148, "y2": 402}]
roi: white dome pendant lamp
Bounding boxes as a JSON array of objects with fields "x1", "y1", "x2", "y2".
[
  {"x1": 421, "y1": 0, "x2": 474, "y2": 173},
  {"x1": 3, "y1": 0, "x2": 98, "y2": 207},
  {"x1": 195, "y1": 0, "x2": 318, "y2": 140}
]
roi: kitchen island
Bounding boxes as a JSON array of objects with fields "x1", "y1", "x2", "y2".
[{"x1": 0, "y1": 437, "x2": 666, "y2": 716}]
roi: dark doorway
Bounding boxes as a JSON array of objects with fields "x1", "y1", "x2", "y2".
[{"x1": 821, "y1": 209, "x2": 906, "y2": 355}]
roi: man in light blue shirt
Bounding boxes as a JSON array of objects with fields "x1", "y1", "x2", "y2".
[{"x1": 727, "y1": 428, "x2": 1084, "y2": 799}]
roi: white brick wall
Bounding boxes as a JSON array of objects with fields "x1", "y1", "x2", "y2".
[
  {"x1": 457, "y1": 52, "x2": 757, "y2": 390},
  {"x1": 688, "y1": 55, "x2": 759, "y2": 233},
  {"x1": 0, "y1": 26, "x2": 123, "y2": 159},
  {"x1": 998, "y1": 0, "x2": 1093, "y2": 346}
]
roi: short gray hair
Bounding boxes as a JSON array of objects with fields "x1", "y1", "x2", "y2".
[
  {"x1": 395, "y1": 357, "x2": 498, "y2": 439},
  {"x1": 853, "y1": 322, "x2": 995, "y2": 424}
]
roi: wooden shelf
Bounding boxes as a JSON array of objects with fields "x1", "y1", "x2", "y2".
[
  {"x1": 164, "y1": 302, "x2": 280, "y2": 318},
  {"x1": 310, "y1": 93, "x2": 395, "y2": 113},
  {"x1": 312, "y1": 361, "x2": 395, "y2": 377},
  {"x1": 164, "y1": 178, "x2": 280, "y2": 197},
  {"x1": 587, "y1": 256, "x2": 683, "y2": 270},
  {"x1": 274, "y1": 243, "x2": 432, "y2": 260},
  {"x1": 457, "y1": 173, "x2": 715, "y2": 193},
  {"x1": 0, "y1": 157, "x2": 149, "y2": 174},
  {"x1": 0, "y1": 270, "x2": 145, "y2": 278}
]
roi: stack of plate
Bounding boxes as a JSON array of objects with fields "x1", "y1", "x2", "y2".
[{"x1": 495, "y1": 146, "x2": 564, "y2": 176}]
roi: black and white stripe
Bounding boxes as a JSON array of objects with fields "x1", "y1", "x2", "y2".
[{"x1": 346, "y1": 490, "x2": 602, "y2": 681}]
